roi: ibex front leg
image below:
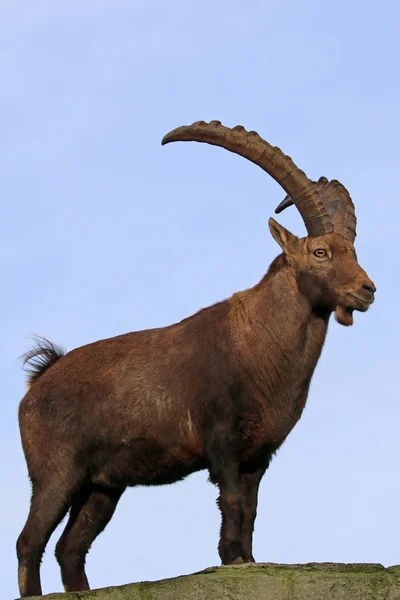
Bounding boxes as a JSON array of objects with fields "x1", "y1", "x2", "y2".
[
  {"x1": 240, "y1": 468, "x2": 266, "y2": 562},
  {"x1": 206, "y1": 429, "x2": 244, "y2": 565},
  {"x1": 216, "y1": 473, "x2": 244, "y2": 564}
]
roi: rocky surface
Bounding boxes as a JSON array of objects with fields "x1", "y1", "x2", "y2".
[{"x1": 25, "y1": 562, "x2": 400, "y2": 600}]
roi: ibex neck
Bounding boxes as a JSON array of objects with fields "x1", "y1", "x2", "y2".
[
  {"x1": 228, "y1": 255, "x2": 330, "y2": 450},
  {"x1": 230, "y1": 254, "x2": 330, "y2": 352}
]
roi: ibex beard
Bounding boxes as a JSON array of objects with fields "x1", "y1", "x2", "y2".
[{"x1": 16, "y1": 120, "x2": 375, "y2": 597}]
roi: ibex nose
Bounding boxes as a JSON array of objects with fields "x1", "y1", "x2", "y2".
[{"x1": 362, "y1": 282, "x2": 376, "y2": 295}]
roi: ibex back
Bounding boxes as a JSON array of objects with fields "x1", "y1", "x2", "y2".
[{"x1": 17, "y1": 121, "x2": 375, "y2": 597}]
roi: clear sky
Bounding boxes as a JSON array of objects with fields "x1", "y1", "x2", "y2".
[{"x1": 1, "y1": 1, "x2": 399, "y2": 597}]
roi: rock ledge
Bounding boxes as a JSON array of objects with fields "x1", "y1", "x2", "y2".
[{"x1": 26, "y1": 562, "x2": 400, "y2": 600}]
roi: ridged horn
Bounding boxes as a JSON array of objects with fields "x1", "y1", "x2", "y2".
[
  {"x1": 275, "y1": 176, "x2": 357, "y2": 242},
  {"x1": 162, "y1": 120, "x2": 333, "y2": 238}
]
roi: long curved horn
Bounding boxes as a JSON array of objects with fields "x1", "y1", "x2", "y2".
[
  {"x1": 162, "y1": 120, "x2": 333, "y2": 238},
  {"x1": 275, "y1": 176, "x2": 357, "y2": 243}
]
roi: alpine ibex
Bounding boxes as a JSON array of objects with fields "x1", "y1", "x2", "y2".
[{"x1": 17, "y1": 121, "x2": 375, "y2": 597}]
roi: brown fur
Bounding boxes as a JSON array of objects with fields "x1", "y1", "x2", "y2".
[{"x1": 16, "y1": 219, "x2": 375, "y2": 597}]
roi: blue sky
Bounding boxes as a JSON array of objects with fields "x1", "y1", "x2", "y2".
[{"x1": 1, "y1": 1, "x2": 399, "y2": 597}]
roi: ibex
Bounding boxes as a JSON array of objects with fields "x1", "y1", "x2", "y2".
[{"x1": 17, "y1": 121, "x2": 375, "y2": 597}]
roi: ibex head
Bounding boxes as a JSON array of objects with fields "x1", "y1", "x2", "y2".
[
  {"x1": 268, "y1": 218, "x2": 375, "y2": 326},
  {"x1": 162, "y1": 120, "x2": 376, "y2": 326}
]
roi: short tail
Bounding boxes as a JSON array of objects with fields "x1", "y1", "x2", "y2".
[{"x1": 21, "y1": 336, "x2": 66, "y2": 388}]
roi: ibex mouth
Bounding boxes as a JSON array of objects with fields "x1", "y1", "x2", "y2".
[
  {"x1": 335, "y1": 290, "x2": 374, "y2": 326},
  {"x1": 347, "y1": 292, "x2": 374, "y2": 310}
]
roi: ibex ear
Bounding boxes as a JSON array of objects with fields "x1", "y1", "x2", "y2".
[{"x1": 268, "y1": 217, "x2": 298, "y2": 254}]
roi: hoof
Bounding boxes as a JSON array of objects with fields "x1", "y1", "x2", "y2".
[{"x1": 227, "y1": 556, "x2": 245, "y2": 565}]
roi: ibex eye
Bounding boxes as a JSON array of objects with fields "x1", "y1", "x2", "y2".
[{"x1": 313, "y1": 249, "x2": 326, "y2": 258}]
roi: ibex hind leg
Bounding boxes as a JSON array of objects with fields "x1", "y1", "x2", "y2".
[
  {"x1": 16, "y1": 473, "x2": 81, "y2": 598},
  {"x1": 55, "y1": 484, "x2": 125, "y2": 592}
]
